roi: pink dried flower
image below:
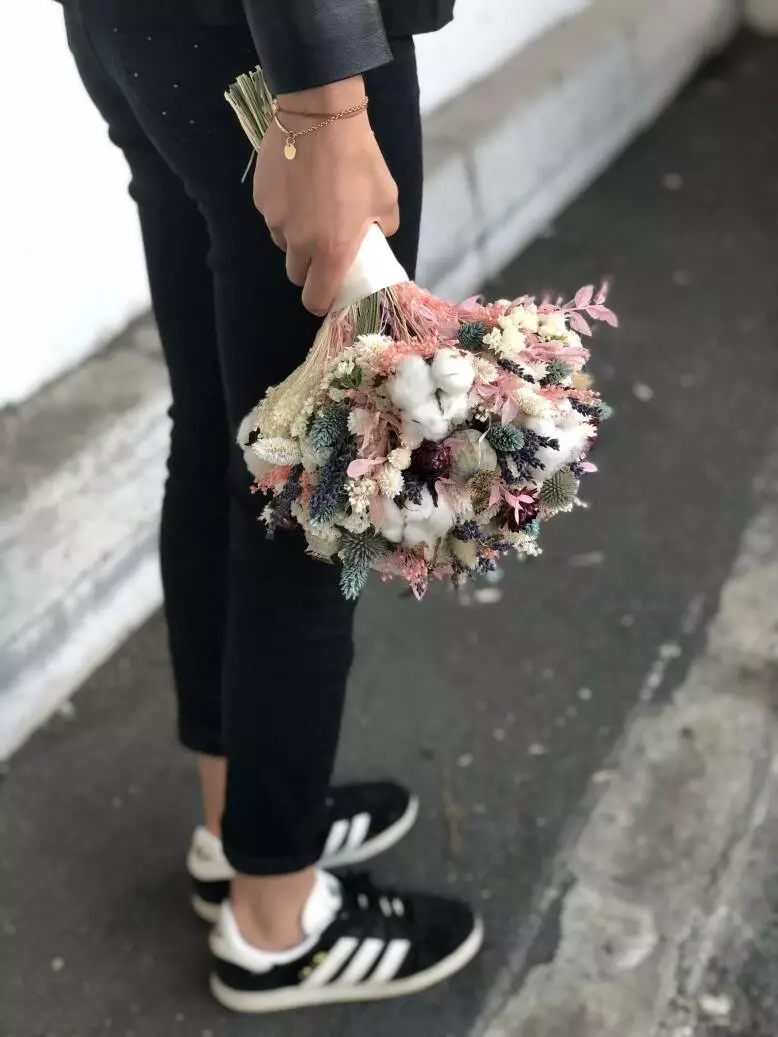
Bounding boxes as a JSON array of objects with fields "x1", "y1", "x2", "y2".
[
  {"x1": 398, "y1": 549, "x2": 430, "y2": 600},
  {"x1": 257, "y1": 465, "x2": 291, "y2": 493}
]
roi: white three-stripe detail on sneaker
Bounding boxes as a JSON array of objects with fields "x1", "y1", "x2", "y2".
[
  {"x1": 371, "y1": 939, "x2": 412, "y2": 982},
  {"x1": 334, "y1": 938, "x2": 386, "y2": 985},
  {"x1": 303, "y1": 937, "x2": 413, "y2": 989},
  {"x1": 323, "y1": 819, "x2": 350, "y2": 857},
  {"x1": 301, "y1": 938, "x2": 360, "y2": 988},
  {"x1": 345, "y1": 812, "x2": 371, "y2": 851},
  {"x1": 323, "y1": 813, "x2": 372, "y2": 858}
]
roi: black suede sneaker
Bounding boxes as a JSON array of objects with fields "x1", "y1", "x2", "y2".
[
  {"x1": 209, "y1": 870, "x2": 483, "y2": 1013},
  {"x1": 188, "y1": 782, "x2": 419, "y2": 923}
]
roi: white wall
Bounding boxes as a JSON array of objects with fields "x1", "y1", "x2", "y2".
[
  {"x1": 0, "y1": 5, "x2": 149, "y2": 409},
  {"x1": 417, "y1": 0, "x2": 590, "y2": 111},
  {"x1": 1, "y1": 1, "x2": 587, "y2": 409}
]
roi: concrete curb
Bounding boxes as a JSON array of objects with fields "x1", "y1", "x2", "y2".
[
  {"x1": 0, "y1": 320, "x2": 168, "y2": 759},
  {"x1": 0, "y1": 0, "x2": 740, "y2": 759},
  {"x1": 419, "y1": 0, "x2": 739, "y2": 301}
]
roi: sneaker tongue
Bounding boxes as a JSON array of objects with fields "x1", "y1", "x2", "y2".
[{"x1": 302, "y1": 871, "x2": 342, "y2": 937}]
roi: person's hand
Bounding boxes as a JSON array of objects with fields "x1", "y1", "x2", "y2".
[{"x1": 252, "y1": 76, "x2": 400, "y2": 316}]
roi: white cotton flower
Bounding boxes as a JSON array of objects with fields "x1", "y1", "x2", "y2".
[
  {"x1": 378, "y1": 498, "x2": 405, "y2": 543},
  {"x1": 242, "y1": 449, "x2": 274, "y2": 481},
  {"x1": 251, "y1": 436, "x2": 302, "y2": 466},
  {"x1": 474, "y1": 357, "x2": 500, "y2": 384},
  {"x1": 565, "y1": 330, "x2": 583, "y2": 351},
  {"x1": 402, "y1": 398, "x2": 450, "y2": 443},
  {"x1": 377, "y1": 464, "x2": 404, "y2": 499},
  {"x1": 511, "y1": 303, "x2": 539, "y2": 334},
  {"x1": 527, "y1": 416, "x2": 593, "y2": 478},
  {"x1": 389, "y1": 355, "x2": 435, "y2": 410},
  {"x1": 439, "y1": 391, "x2": 470, "y2": 425},
  {"x1": 346, "y1": 476, "x2": 377, "y2": 515},
  {"x1": 388, "y1": 447, "x2": 412, "y2": 470},
  {"x1": 426, "y1": 498, "x2": 456, "y2": 538},
  {"x1": 430, "y1": 349, "x2": 475, "y2": 395},
  {"x1": 347, "y1": 408, "x2": 373, "y2": 437},
  {"x1": 403, "y1": 486, "x2": 435, "y2": 521},
  {"x1": 538, "y1": 311, "x2": 569, "y2": 341},
  {"x1": 402, "y1": 522, "x2": 433, "y2": 551},
  {"x1": 236, "y1": 410, "x2": 260, "y2": 450},
  {"x1": 403, "y1": 499, "x2": 455, "y2": 552}
]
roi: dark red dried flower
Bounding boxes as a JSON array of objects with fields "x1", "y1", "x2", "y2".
[
  {"x1": 498, "y1": 495, "x2": 540, "y2": 533},
  {"x1": 411, "y1": 440, "x2": 452, "y2": 480}
]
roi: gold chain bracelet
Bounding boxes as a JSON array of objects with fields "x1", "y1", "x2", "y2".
[{"x1": 271, "y1": 97, "x2": 369, "y2": 160}]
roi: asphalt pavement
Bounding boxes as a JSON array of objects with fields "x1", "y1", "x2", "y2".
[{"x1": 2, "y1": 31, "x2": 778, "y2": 1037}]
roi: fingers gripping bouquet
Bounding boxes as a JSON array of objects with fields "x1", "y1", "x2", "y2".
[{"x1": 227, "y1": 70, "x2": 617, "y2": 600}]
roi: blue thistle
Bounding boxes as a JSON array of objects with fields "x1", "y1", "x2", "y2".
[
  {"x1": 340, "y1": 559, "x2": 369, "y2": 600},
  {"x1": 594, "y1": 400, "x2": 614, "y2": 420},
  {"x1": 540, "y1": 469, "x2": 579, "y2": 510},
  {"x1": 523, "y1": 517, "x2": 541, "y2": 539},
  {"x1": 458, "y1": 320, "x2": 488, "y2": 351},
  {"x1": 541, "y1": 358, "x2": 571, "y2": 386},
  {"x1": 309, "y1": 403, "x2": 348, "y2": 451},
  {"x1": 310, "y1": 438, "x2": 356, "y2": 524},
  {"x1": 486, "y1": 423, "x2": 525, "y2": 453},
  {"x1": 341, "y1": 531, "x2": 385, "y2": 568}
]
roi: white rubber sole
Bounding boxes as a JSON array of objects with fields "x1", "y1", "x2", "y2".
[
  {"x1": 210, "y1": 915, "x2": 484, "y2": 1014},
  {"x1": 190, "y1": 794, "x2": 420, "y2": 924}
]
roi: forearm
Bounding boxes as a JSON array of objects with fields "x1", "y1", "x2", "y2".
[{"x1": 241, "y1": 0, "x2": 392, "y2": 94}]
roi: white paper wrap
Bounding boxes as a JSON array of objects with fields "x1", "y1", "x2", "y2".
[{"x1": 332, "y1": 224, "x2": 408, "y2": 311}]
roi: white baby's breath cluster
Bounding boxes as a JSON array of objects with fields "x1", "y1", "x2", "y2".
[
  {"x1": 483, "y1": 311, "x2": 527, "y2": 361},
  {"x1": 346, "y1": 476, "x2": 376, "y2": 515}
]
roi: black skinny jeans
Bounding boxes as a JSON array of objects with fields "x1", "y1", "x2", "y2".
[{"x1": 64, "y1": 7, "x2": 422, "y2": 875}]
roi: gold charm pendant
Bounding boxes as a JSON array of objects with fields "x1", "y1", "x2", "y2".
[{"x1": 284, "y1": 134, "x2": 297, "y2": 161}]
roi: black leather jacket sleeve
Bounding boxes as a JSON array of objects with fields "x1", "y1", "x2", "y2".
[{"x1": 242, "y1": 0, "x2": 393, "y2": 94}]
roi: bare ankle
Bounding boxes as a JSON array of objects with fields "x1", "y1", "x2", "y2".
[
  {"x1": 198, "y1": 755, "x2": 226, "y2": 838},
  {"x1": 231, "y1": 870, "x2": 316, "y2": 952}
]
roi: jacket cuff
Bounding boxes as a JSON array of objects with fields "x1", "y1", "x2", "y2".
[{"x1": 242, "y1": 0, "x2": 393, "y2": 94}]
